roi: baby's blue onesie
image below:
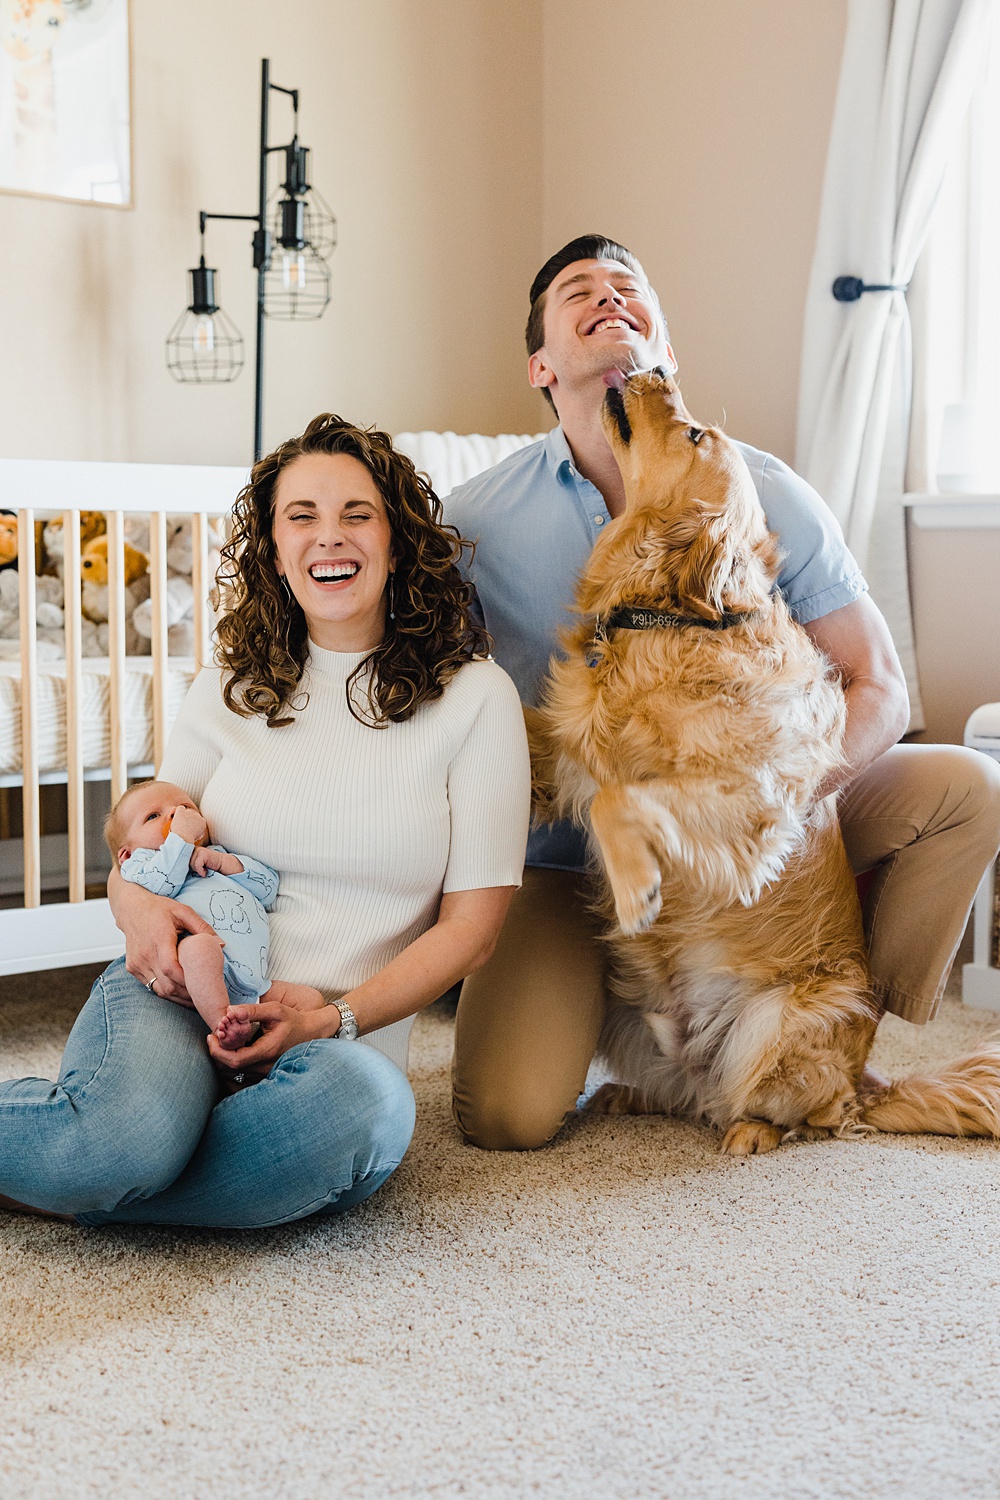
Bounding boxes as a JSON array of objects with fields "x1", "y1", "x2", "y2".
[{"x1": 120, "y1": 831, "x2": 279, "y2": 1002}]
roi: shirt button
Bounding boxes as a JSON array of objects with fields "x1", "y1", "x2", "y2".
[{"x1": 594, "y1": 515, "x2": 605, "y2": 525}]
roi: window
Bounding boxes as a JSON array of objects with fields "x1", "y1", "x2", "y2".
[{"x1": 909, "y1": 12, "x2": 1000, "y2": 495}]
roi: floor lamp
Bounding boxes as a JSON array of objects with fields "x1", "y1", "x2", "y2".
[{"x1": 165, "y1": 58, "x2": 336, "y2": 462}]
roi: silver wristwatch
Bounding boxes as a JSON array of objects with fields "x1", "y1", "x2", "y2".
[{"x1": 327, "y1": 996, "x2": 359, "y2": 1040}]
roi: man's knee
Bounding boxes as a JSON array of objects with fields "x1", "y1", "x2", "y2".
[
  {"x1": 966, "y1": 744, "x2": 1000, "y2": 815},
  {"x1": 941, "y1": 744, "x2": 1000, "y2": 840},
  {"x1": 452, "y1": 1084, "x2": 574, "y2": 1152}
]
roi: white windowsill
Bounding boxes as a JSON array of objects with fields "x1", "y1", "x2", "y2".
[{"x1": 904, "y1": 492, "x2": 1000, "y2": 529}]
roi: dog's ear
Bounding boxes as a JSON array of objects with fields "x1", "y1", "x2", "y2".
[
  {"x1": 666, "y1": 497, "x2": 777, "y2": 618},
  {"x1": 667, "y1": 502, "x2": 740, "y2": 617}
]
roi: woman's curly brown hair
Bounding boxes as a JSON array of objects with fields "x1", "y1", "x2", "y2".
[{"x1": 214, "y1": 414, "x2": 491, "y2": 728}]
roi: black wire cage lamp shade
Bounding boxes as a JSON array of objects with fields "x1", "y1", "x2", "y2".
[
  {"x1": 264, "y1": 141, "x2": 334, "y2": 320},
  {"x1": 166, "y1": 257, "x2": 245, "y2": 383},
  {"x1": 164, "y1": 59, "x2": 336, "y2": 458},
  {"x1": 263, "y1": 197, "x2": 331, "y2": 320},
  {"x1": 269, "y1": 139, "x2": 338, "y2": 260}
]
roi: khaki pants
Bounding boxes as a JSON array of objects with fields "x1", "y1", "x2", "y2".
[{"x1": 452, "y1": 743, "x2": 1000, "y2": 1150}]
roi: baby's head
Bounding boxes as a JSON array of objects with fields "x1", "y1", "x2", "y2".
[{"x1": 105, "y1": 780, "x2": 206, "y2": 867}]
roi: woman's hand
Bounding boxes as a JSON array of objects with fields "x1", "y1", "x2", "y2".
[
  {"x1": 109, "y1": 870, "x2": 215, "y2": 1004},
  {"x1": 265, "y1": 978, "x2": 327, "y2": 1012},
  {"x1": 206, "y1": 998, "x2": 336, "y2": 1077}
]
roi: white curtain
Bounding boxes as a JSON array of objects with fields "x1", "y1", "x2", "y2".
[
  {"x1": 908, "y1": 17, "x2": 1000, "y2": 494},
  {"x1": 796, "y1": 0, "x2": 995, "y2": 730}
]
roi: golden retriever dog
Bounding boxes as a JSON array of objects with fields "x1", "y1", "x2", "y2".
[{"x1": 529, "y1": 367, "x2": 1000, "y2": 1155}]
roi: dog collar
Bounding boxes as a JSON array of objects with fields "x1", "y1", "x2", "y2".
[{"x1": 593, "y1": 604, "x2": 758, "y2": 642}]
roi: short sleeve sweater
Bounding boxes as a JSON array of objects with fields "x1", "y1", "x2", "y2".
[{"x1": 159, "y1": 644, "x2": 531, "y2": 996}]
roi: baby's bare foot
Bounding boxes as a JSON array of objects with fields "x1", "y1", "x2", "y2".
[{"x1": 215, "y1": 1011, "x2": 257, "y2": 1051}]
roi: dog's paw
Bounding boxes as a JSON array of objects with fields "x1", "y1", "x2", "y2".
[
  {"x1": 585, "y1": 1083, "x2": 654, "y2": 1116},
  {"x1": 781, "y1": 1123, "x2": 833, "y2": 1144},
  {"x1": 720, "y1": 1119, "x2": 784, "y2": 1156},
  {"x1": 613, "y1": 871, "x2": 663, "y2": 936}
]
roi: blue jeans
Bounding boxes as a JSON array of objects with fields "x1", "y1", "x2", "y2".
[{"x1": 0, "y1": 958, "x2": 416, "y2": 1227}]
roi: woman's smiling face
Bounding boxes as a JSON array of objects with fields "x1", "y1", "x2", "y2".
[{"x1": 272, "y1": 452, "x2": 395, "y2": 652}]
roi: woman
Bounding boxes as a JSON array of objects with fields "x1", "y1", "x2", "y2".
[{"x1": 0, "y1": 415, "x2": 530, "y2": 1228}]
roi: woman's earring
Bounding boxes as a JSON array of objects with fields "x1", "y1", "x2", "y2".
[
  {"x1": 388, "y1": 574, "x2": 396, "y2": 622},
  {"x1": 279, "y1": 576, "x2": 293, "y2": 605}
]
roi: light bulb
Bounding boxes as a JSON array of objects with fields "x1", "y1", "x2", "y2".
[
  {"x1": 282, "y1": 251, "x2": 306, "y2": 290},
  {"x1": 193, "y1": 315, "x2": 216, "y2": 354},
  {"x1": 263, "y1": 240, "x2": 331, "y2": 321}
]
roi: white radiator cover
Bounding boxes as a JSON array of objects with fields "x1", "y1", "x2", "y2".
[{"x1": 962, "y1": 702, "x2": 1000, "y2": 1010}]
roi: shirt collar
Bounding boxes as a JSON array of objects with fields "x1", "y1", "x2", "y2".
[{"x1": 543, "y1": 424, "x2": 576, "y2": 479}]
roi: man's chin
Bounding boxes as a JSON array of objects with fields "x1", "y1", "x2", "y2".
[{"x1": 587, "y1": 347, "x2": 644, "y2": 381}]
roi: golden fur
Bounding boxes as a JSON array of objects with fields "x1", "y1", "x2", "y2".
[{"x1": 530, "y1": 370, "x2": 1000, "y2": 1154}]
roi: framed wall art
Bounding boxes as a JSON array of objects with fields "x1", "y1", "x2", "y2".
[{"x1": 0, "y1": 0, "x2": 131, "y2": 206}]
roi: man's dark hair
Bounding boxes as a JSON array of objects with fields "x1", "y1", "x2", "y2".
[{"x1": 525, "y1": 234, "x2": 650, "y2": 412}]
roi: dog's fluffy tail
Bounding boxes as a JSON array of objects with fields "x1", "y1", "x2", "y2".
[{"x1": 861, "y1": 1045, "x2": 1000, "y2": 1137}]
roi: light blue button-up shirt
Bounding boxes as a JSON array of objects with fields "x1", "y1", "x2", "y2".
[{"x1": 444, "y1": 425, "x2": 868, "y2": 871}]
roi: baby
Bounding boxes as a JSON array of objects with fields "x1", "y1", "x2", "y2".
[{"x1": 106, "y1": 780, "x2": 279, "y2": 1051}]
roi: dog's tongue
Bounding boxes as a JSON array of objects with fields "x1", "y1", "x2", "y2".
[{"x1": 603, "y1": 368, "x2": 628, "y2": 392}]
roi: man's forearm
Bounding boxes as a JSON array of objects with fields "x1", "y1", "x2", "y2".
[{"x1": 826, "y1": 675, "x2": 909, "y2": 798}]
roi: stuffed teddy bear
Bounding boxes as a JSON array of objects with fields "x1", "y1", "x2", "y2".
[
  {"x1": 42, "y1": 511, "x2": 107, "y2": 578},
  {"x1": 80, "y1": 536, "x2": 150, "y2": 655},
  {"x1": 0, "y1": 569, "x2": 19, "y2": 646},
  {"x1": 1, "y1": 511, "x2": 48, "y2": 573},
  {"x1": 0, "y1": 511, "x2": 18, "y2": 571},
  {"x1": 132, "y1": 574, "x2": 196, "y2": 654},
  {"x1": 132, "y1": 516, "x2": 222, "y2": 657},
  {"x1": 0, "y1": 568, "x2": 66, "y2": 660}
]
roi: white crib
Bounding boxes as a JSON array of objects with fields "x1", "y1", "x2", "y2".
[
  {"x1": 0, "y1": 431, "x2": 544, "y2": 1071},
  {"x1": 0, "y1": 457, "x2": 245, "y2": 975}
]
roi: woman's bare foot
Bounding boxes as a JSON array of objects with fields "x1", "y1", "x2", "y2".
[
  {"x1": 215, "y1": 1009, "x2": 259, "y2": 1051},
  {"x1": 0, "y1": 1192, "x2": 74, "y2": 1223}
]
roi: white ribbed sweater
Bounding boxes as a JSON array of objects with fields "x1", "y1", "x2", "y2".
[{"x1": 160, "y1": 646, "x2": 530, "y2": 998}]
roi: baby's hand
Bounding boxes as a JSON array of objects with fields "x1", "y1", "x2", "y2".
[
  {"x1": 189, "y1": 846, "x2": 245, "y2": 878},
  {"x1": 171, "y1": 805, "x2": 209, "y2": 846}
]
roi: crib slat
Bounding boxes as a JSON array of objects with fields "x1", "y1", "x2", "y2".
[
  {"x1": 62, "y1": 508, "x2": 85, "y2": 902},
  {"x1": 149, "y1": 511, "x2": 169, "y2": 773},
  {"x1": 17, "y1": 510, "x2": 40, "y2": 908},
  {"x1": 106, "y1": 511, "x2": 128, "y2": 807},
  {"x1": 191, "y1": 512, "x2": 210, "y2": 672}
]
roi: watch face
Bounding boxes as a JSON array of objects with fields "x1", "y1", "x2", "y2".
[{"x1": 336, "y1": 1005, "x2": 359, "y2": 1039}]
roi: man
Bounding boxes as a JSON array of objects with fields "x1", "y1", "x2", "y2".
[{"x1": 446, "y1": 234, "x2": 1000, "y2": 1151}]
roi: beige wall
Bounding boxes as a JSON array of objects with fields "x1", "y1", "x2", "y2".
[
  {"x1": 0, "y1": 0, "x2": 849, "y2": 464},
  {"x1": 542, "y1": 0, "x2": 847, "y2": 463},
  {"x1": 0, "y1": 0, "x2": 543, "y2": 465},
  {"x1": 3, "y1": 0, "x2": 993, "y2": 745},
  {"x1": 909, "y1": 525, "x2": 1000, "y2": 745}
]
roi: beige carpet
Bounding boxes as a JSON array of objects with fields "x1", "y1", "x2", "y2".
[{"x1": 3, "y1": 964, "x2": 1000, "y2": 1500}]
